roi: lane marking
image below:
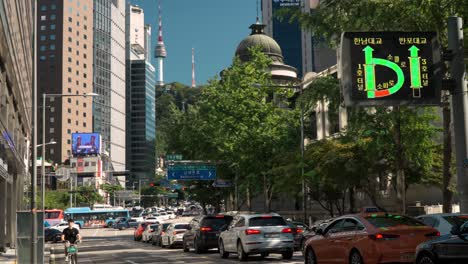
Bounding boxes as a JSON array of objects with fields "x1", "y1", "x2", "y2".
[{"x1": 125, "y1": 261, "x2": 139, "y2": 264}]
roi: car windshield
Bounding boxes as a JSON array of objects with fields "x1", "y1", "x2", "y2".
[
  {"x1": 249, "y1": 216, "x2": 287, "y2": 227},
  {"x1": 150, "y1": 224, "x2": 159, "y2": 230},
  {"x1": 162, "y1": 223, "x2": 170, "y2": 230},
  {"x1": 201, "y1": 216, "x2": 233, "y2": 230},
  {"x1": 365, "y1": 215, "x2": 425, "y2": 228},
  {"x1": 174, "y1": 224, "x2": 189, "y2": 230},
  {"x1": 443, "y1": 215, "x2": 468, "y2": 227}
]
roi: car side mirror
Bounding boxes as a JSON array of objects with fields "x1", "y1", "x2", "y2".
[
  {"x1": 315, "y1": 228, "x2": 324, "y2": 236},
  {"x1": 460, "y1": 223, "x2": 468, "y2": 235}
]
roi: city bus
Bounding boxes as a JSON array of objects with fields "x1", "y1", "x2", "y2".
[
  {"x1": 64, "y1": 207, "x2": 130, "y2": 228},
  {"x1": 44, "y1": 209, "x2": 64, "y2": 226}
]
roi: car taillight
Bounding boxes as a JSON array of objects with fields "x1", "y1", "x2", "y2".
[
  {"x1": 245, "y1": 229, "x2": 261, "y2": 235},
  {"x1": 200, "y1": 227, "x2": 213, "y2": 232},
  {"x1": 369, "y1": 233, "x2": 400, "y2": 240},
  {"x1": 261, "y1": 216, "x2": 272, "y2": 219},
  {"x1": 425, "y1": 231, "x2": 440, "y2": 237},
  {"x1": 281, "y1": 228, "x2": 293, "y2": 233},
  {"x1": 296, "y1": 228, "x2": 304, "y2": 233},
  {"x1": 215, "y1": 215, "x2": 224, "y2": 218}
]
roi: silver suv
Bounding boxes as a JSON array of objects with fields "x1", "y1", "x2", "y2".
[{"x1": 218, "y1": 213, "x2": 294, "y2": 261}]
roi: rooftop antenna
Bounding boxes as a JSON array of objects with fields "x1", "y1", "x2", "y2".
[
  {"x1": 154, "y1": 0, "x2": 167, "y2": 86},
  {"x1": 256, "y1": 0, "x2": 260, "y2": 23}
]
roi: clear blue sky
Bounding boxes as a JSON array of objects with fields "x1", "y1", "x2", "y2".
[{"x1": 128, "y1": 0, "x2": 258, "y2": 86}]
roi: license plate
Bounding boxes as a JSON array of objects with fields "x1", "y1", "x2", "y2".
[
  {"x1": 400, "y1": 253, "x2": 415, "y2": 261},
  {"x1": 264, "y1": 233, "x2": 280, "y2": 238}
]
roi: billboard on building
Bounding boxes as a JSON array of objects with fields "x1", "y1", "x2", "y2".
[{"x1": 72, "y1": 133, "x2": 101, "y2": 156}]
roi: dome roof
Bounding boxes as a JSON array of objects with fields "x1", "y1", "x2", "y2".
[{"x1": 235, "y1": 23, "x2": 284, "y2": 63}]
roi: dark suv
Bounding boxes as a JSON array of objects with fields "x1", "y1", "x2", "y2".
[{"x1": 183, "y1": 214, "x2": 234, "y2": 253}]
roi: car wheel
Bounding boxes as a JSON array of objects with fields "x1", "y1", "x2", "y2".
[
  {"x1": 183, "y1": 239, "x2": 189, "y2": 252},
  {"x1": 350, "y1": 250, "x2": 364, "y2": 264},
  {"x1": 282, "y1": 250, "x2": 293, "y2": 260},
  {"x1": 219, "y1": 240, "x2": 229, "y2": 259},
  {"x1": 305, "y1": 248, "x2": 317, "y2": 264},
  {"x1": 417, "y1": 253, "x2": 436, "y2": 264},
  {"x1": 237, "y1": 241, "x2": 248, "y2": 261}
]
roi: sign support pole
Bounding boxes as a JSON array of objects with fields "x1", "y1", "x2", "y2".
[{"x1": 448, "y1": 17, "x2": 468, "y2": 213}]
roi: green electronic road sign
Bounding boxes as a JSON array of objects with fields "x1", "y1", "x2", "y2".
[{"x1": 341, "y1": 32, "x2": 442, "y2": 106}]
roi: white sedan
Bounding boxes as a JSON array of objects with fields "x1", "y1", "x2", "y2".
[
  {"x1": 145, "y1": 217, "x2": 161, "y2": 224},
  {"x1": 50, "y1": 222, "x2": 80, "y2": 232},
  {"x1": 142, "y1": 224, "x2": 159, "y2": 243},
  {"x1": 161, "y1": 223, "x2": 190, "y2": 248}
]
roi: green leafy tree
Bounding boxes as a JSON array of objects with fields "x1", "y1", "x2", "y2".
[
  {"x1": 75, "y1": 186, "x2": 104, "y2": 207},
  {"x1": 100, "y1": 183, "x2": 124, "y2": 206},
  {"x1": 45, "y1": 191, "x2": 70, "y2": 210}
]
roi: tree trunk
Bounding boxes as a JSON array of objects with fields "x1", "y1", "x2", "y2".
[
  {"x1": 443, "y1": 101, "x2": 453, "y2": 213},
  {"x1": 349, "y1": 187, "x2": 355, "y2": 213},
  {"x1": 263, "y1": 174, "x2": 268, "y2": 212},
  {"x1": 394, "y1": 107, "x2": 406, "y2": 214},
  {"x1": 246, "y1": 185, "x2": 252, "y2": 211}
]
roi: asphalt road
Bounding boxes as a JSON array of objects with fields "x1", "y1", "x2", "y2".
[{"x1": 45, "y1": 228, "x2": 305, "y2": 264}]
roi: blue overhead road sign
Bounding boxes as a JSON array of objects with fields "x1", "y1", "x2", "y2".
[{"x1": 167, "y1": 164, "x2": 216, "y2": 180}]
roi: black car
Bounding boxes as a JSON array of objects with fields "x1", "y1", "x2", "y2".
[
  {"x1": 286, "y1": 221, "x2": 309, "y2": 251},
  {"x1": 415, "y1": 221, "x2": 468, "y2": 264},
  {"x1": 45, "y1": 228, "x2": 62, "y2": 243},
  {"x1": 182, "y1": 214, "x2": 233, "y2": 253}
]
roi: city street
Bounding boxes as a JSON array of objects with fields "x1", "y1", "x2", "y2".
[{"x1": 45, "y1": 228, "x2": 304, "y2": 264}]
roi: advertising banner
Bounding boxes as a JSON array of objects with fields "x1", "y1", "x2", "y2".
[{"x1": 72, "y1": 133, "x2": 102, "y2": 156}]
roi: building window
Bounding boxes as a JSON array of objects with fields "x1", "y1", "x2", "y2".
[
  {"x1": 76, "y1": 80, "x2": 79, "y2": 85},
  {"x1": 91, "y1": 162, "x2": 96, "y2": 167},
  {"x1": 83, "y1": 83, "x2": 87, "y2": 88},
  {"x1": 41, "y1": 15, "x2": 46, "y2": 21},
  {"x1": 51, "y1": 149, "x2": 55, "y2": 155},
  {"x1": 49, "y1": 128, "x2": 54, "y2": 133},
  {"x1": 83, "y1": 122, "x2": 86, "y2": 127},
  {"x1": 40, "y1": 35, "x2": 46, "y2": 41},
  {"x1": 83, "y1": 54, "x2": 87, "y2": 59},
  {"x1": 40, "y1": 45, "x2": 46, "y2": 51},
  {"x1": 68, "y1": 17, "x2": 72, "y2": 22},
  {"x1": 67, "y1": 150, "x2": 71, "y2": 156},
  {"x1": 67, "y1": 139, "x2": 71, "y2": 144},
  {"x1": 83, "y1": 112, "x2": 86, "y2": 117},
  {"x1": 50, "y1": 35, "x2": 56, "y2": 40},
  {"x1": 76, "y1": 100, "x2": 79, "y2": 105},
  {"x1": 84, "y1": 25, "x2": 87, "y2": 30},
  {"x1": 68, "y1": 57, "x2": 72, "y2": 62},
  {"x1": 68, "y1": 7, "x2": 72, "y2": 13},
  {"x1": 68, "y1": 77, "x2": 72, "y2": 83},
  {"x1": 40, "y1": 25, "x2": 46, "y2": 31},
  {"x1": 68, "y1": 88, "x2": 72, "y2": 93},
  {"x1": 76, "y1": 61, "x2": 79, "y2": 66},
  {"x1": 75, "y1": 121, "x2": 78, "y2": 125},
  {"x1": 50, "y1": 107, "x2": 55, "y2": 112},
  {"x1": 39, "y1": 55, "x2": 46, "y2": 61},
  {"x1": 76, "y1": 110, "x2": 79, "y2": 115},
  {"x1": 77, "y1": 21, "x2": 80, "y2": 26},
  {"x1": 67, "y1": 98, "x2": 71, "y2": 103},
  {"x1": 67, "y1": 67, "x2": 72, "y2": 72},
  {"x1": 50, "y1": 24, "x2": 56, "y2": 30},
  {"x1": 68, "y1": 108, "x2": 71, "y2": 113},
  {"x1": 67, "y1": 119, "x2": 71, "y2": 124},
  {"x1": 68, "y1": 27, "x2": 72, "y2": 32},
  {"x1": 83, "y1": 73, "x2": 87, "y2": 78},
  {"x1": 50, "y1": 54, "x2": 55, "y2": 60},
  {"x1": 83, "y1": 44, "x2": 87, "y2": 49},
  {"x1": 83, "y1": 102, "x2": 87, "y2": 107},
  {"x1": 76, "y1": 50, "x2": 79, "y2": 55},
  {"x1": 50, "y1": 44, "x2": 55, "y2": 50},
  {"x1": 84, "y1": 162, "x2": 89, "y2": 167},
  {"x1": 84, "y1": 5, "x2": 88, "y2": 11},
  {"x1": 51, "y1": 14, "x2": 56, "y2": 20},
  {"x1": 50, "y1": 117, "x2": 54, "y2": 123},
  {"x1": 67, "y1": 129, "x2": 71, "y2": 134},
  {"x1": 83, "y1": 34, "x2": 87, "y2": 40},
  {"x1": 83, "y1": 63, "x2": 87, "y2": 68},
  {"x1": 68, "y1": 37, "x2": 72, "y2": 42},
  {"x1": 76, "y1": 40, "x2": 80, "y2": 46},
  {"x1": 68, "y1": 47, "x2": 72, "y2": 52},
  {"x1": 50, "y1": 97, "x2": 55, "y2": 102},
  {"x1": 41, "y1": 5, "x2": 47, "y2": 11},
  {"x1": 51, "y1": 4, "x2": 56, "y2": 10}
]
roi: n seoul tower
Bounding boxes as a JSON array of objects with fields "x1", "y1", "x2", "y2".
[{"x1": 154, "y1": 0, "x2": 167, "y2": 86}]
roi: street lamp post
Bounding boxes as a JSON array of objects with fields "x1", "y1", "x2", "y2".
[{"x1": 37, "y1": 141, "x2": 56, "y2": 213}]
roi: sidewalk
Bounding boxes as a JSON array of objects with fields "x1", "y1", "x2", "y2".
[{"x1": 0, "y1": 248, "x2": 16, "y2": 264}]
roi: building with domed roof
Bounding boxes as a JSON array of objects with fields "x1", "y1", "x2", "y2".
[{"x1": 233, "y1": 21, "x2": 299, "y2": 83}]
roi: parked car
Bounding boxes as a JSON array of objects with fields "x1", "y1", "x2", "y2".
[
  {"x1": 166, "y1": 211, "x2": 176, "y2": 219},
  {"x1": 142, "y1": 224, "x2": 159, "y2": 243},
  {"x1": 152, "y1": 223, "x2": 171, "y2": 246},
  {"x1": 134, "y1": 222, "x2": 148, "y2": 241},
  {"x1": 161, "y1": 223, "x2": 190, "y2": 248},
  {"x1": 183, "y1": 214, "x2": 234, "y2": 253},
  {"x1": 50, "y1": 221, "x2": 80, "y2": 232},
  {"x1": 416, "y1": 213, "x2": 468, "y2": 235},
  {"x1": 303, "y1": 213, "x2": 439, "y2": 264},
  {"x1": 415, "y1": 221, "x2": 468, "y2": 264},
  {"x1": 218, "y1": 213, "x2": 295, "y2": 261},
  {"x1": 45, "y1": 228, "x2": 63, "y2": 243},
  {"x1": 145, "y1": 216, "x2": 160, "y2": 224}
]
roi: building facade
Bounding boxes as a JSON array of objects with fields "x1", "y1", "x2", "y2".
[
  {"x1": 0, "y1": 0, "x2": 32, "y2": 250},
  {"x1": 93, "y1": 0, "x2": 126, "y2": 171},
  {"x1": 126, "y1": 5, "x2": 157, "y2": 183},
  {"x1": 36, "y1": 0, "x2": 94, "y2": 164},
  {"x1": 261, "y1": 0, "x2": 336, "y2": 76}
]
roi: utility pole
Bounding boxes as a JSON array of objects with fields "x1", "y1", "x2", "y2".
[
  {"x1": 448, "y1": 17, "x2": 468, "y2": 213},
  {"x1": 31, "y1": 0, "x2": 38, "y2": 262}
]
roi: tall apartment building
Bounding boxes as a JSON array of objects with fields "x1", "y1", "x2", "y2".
[
  {"x1": 37, "y1": 0, "x2": 94, "y2": 164},
  {"x1": 0, "y1": 0, "x2": 32, "y2": 250},
  {"x1": 261, "y1": 0, "x2": 336, "y2": 77},
  {"x1": 93, "y1": 0, "x2": 126, "y2": 171},
  {"x1": 125, "y1": 5, "x2": 157, "y2": 182}
]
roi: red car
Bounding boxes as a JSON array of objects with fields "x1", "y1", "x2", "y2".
[
  {"x1": 134, "y1": 222, "x2": 148, "y2": 241},
  {"x1": 304, "y1": 213, "x2": 439, "y2": 264}
]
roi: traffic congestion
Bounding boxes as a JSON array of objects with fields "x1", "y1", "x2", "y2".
[{"x1": 46, "y1": 203, "x2": 465, "y2": 264}]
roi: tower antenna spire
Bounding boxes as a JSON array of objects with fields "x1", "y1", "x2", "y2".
[
  {"x1": 191, "y1": 48, "x2": 196, "y2": 88},
  {"x1": 154, "y1": 0, "x2": 167, "y2": 86},
  {"x1": 256, "y1": 0, "x2": 259, "y2": 23}
]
